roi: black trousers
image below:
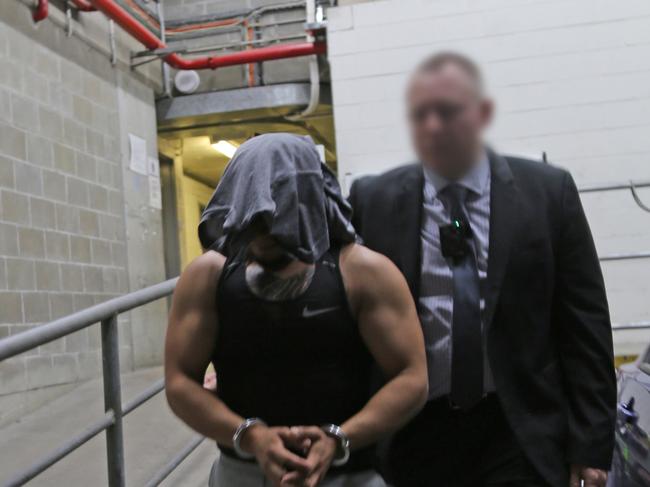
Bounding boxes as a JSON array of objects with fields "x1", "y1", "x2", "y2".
[{"x1": 387, "y1": 394, "x2": 551, "y2": 487}]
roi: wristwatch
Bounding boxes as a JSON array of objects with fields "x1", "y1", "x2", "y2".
[
  {"x1": 232, "y1": 417, "x2": 266, "y2": 459},
  {"x1": 321, "y1": 424, "x2": 351, "y2": 467}
]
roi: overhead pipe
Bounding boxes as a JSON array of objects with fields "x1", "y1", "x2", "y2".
[
  {"x1": 33, "y1": 0, "x2": 49, "y2": 22},
  {"x1": 88, "y1": 0, "x2": 326, "y2": 70}
]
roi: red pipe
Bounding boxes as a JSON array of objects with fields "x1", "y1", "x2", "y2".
[
  {"x1": 33, "y1": 0, "x2": 49, "y2": 22},
  {"x1": 70, "y1": 0, "x2": 97, "y2": 12},
  {"x1": 88, "y1": 0, "x2": 326, "y2": 70},
  {"x1": 168, "y1": 42, "x2": 326, "y2": 71}
]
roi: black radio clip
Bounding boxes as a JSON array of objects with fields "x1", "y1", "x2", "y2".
[{"x1": 439, "y1": 218, "x2": 473, "y2": 261}]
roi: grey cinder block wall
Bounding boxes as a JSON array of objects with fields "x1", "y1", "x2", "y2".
[
  {"x1": 0, "y1": 2, "x2": 167, "y2": 425},
  {"x1": 0, "y1": 0, "x2": 319, "y2": 425}
]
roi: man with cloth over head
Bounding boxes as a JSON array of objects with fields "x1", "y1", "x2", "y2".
[{"x1": 164, "y1": 133, "x2": 428, "y2": 487}]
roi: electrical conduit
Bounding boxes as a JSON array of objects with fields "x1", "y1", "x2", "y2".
[{"x1": 88, "y1": 0, "x2": 326, "y2": 70}]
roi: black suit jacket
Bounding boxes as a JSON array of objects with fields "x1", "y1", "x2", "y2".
[{"x1": 349, "y1": 151, "x2": 616, "y2": 486}]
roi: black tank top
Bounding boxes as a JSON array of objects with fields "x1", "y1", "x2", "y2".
[{"x1": 213, "y1": 247, "x2": 374, "y2": 472}]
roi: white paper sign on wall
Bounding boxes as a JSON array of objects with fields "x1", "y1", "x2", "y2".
[{"x1": 128, "y1": 134, "x2": 147, "y2": 175}]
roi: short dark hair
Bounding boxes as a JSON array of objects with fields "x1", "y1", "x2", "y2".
[{"x1": 413, "y1": 51, "x2": 484, "y2": 92}]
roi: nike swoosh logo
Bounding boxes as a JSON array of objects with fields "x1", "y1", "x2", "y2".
[{"x1": 302, "y1": 305, "x2": 340, "y2": 318}]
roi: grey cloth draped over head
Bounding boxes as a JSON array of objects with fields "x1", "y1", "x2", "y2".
[{"x1": 198, "y1": 133, "x2": 357, "y2": 263}]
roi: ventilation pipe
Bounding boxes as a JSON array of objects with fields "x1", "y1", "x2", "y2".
[{"x1": 87, "y1": 0, "x2": 326, "y2": 70}]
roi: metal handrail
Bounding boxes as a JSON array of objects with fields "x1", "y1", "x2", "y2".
[
  {"x1": 612, "y1": 321, "x2": 650, "y2": 331},
  {"x1": 578, "y1": 178, "x2": 650, "y2": 214},
  {"x1": 577, "y1": 179, "x2": 650, "y2": 261},
  {"x1": 5, "y1": 412, "x2": 115, "y2": 486},
  {"x1": 0, "y1": 278, "x2": 186, "y2": 487},
  {"x1": 123, "y1": 378, "x2": 165, "y2": 416},
  {"x1": 0, "y1": 278, "x2": 178, "y2": 361},
  {"x1": 143, "y1": 435, "x2": 206, "y2": 487},
  {"x1": 578, "y1": 179, "x2": 650, "y2": 194},
  {"x1": 572, "y1": 177, "x2": 650, "y2": 326},
  {"x1": 599, "y1": 251, "x2": 650, "y2": 262}
]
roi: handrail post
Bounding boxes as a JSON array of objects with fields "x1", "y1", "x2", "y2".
[{"x1": 101, "y1": 313, "x2": 126, "y2": 487}]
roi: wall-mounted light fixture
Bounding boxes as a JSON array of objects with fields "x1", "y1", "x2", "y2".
[{"x1": 210, "y1": 139, "x2": 239, "y2": 158}]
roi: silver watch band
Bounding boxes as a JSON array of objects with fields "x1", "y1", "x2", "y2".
[
  {"x1": 321, "y1": 423, "x2": 350, "y2": 467},
  {"x1": 232, "y1": 418, "x2": 266, "y2": 459}
]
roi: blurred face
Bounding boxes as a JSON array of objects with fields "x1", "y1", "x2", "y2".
[{"x1": 407, "y1": 63, "x2": 493, "y2": 179}]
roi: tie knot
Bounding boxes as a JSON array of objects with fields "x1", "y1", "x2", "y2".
[
  {"x1": 440, "y1": 183, "x2": 469, "y2": 222},
  {"x1": 442, "y1": 183, "x2": 468, "y2": 204}
]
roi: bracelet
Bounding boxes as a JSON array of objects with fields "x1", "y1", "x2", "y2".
[
  {"x1": 321, "y1": 424, "x2": 351, "y2": 467},
  {"x1": 233, "y1": 418, "x2": 266, "y2": 459}
]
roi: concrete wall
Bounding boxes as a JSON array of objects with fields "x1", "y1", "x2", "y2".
[
  {"x1": 0, "y1": 2, "x2": 167, "y2": 423},
  {"x1": 327, "y1": 0, "x2": 650, "y2": 355}
]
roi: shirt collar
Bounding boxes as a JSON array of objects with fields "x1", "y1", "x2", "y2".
[{"x1": 423, "y1": 152, "x2": 490, "y2": 199}]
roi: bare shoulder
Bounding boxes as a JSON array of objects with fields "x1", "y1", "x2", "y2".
[
  {"x1": 339, "y1": 244, "x2": 414, "y2": 322},
  {"x1": 175, "y1": 250, "x2": 226, "y2": 302},
  {"x1": 340, "y1": 243, "x2": 396, "y2": 275},
  {"x1": 183, "y1": 250, "x2": 226, "y2": 280},
  {"x1": 339, "y1": 243, "x2": 407, "y2": 296}
]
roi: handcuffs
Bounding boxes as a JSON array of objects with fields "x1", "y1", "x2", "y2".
[{"x1": 232, "y1": 418, "x2": 350, "y2": 467}]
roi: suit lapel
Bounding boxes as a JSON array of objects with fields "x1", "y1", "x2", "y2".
[
  {"x1": 485, "y1": 151, "x2": 517, "y2": 329},
  {"x1": 394, "y1": 165, "x2": 424, "y2": 299},
  {"x1": 389, "y1": 156, "x2": 516, "y2": 320}
]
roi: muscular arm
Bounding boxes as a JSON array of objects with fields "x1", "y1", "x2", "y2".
[
  {"x1": 164, "y1": 251, "x2": 245, "y2": 446},
  {"x1": 340, "y1": 244, "x2": 428, "y2": 450}
]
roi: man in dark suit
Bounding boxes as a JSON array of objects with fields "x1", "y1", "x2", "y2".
[{"x1": 349, "y1": 52, "x2": 616, "y2": 487}]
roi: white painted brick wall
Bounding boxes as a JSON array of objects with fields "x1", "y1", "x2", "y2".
[{"x1": 328, "y1": 0, "x2": 650, "y2": 355}]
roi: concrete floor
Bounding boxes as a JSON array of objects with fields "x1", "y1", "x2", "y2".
[{"x1": 0, "y1": 367, "x2": 217, "y2": 486}]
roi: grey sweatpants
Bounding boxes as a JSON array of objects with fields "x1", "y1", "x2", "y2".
[{"x1": 208, "y1": 454, "x2": 386, "y2": 487}]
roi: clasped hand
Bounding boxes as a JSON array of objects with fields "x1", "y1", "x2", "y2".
[{"x1": 241, "y1": 424, "x2": 338, "y2": 487}]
